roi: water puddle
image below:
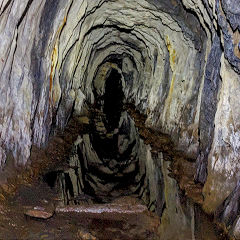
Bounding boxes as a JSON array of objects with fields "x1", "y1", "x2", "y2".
[
  {"x1": 40, "y1": 106, "x2": 226, "y2": 239},
  {"x1": 44, "y1": 110, "x2": 162, "y2": 210},
  {"x1": 0, "y1": 67, "x2": 227, "y2": 239}
]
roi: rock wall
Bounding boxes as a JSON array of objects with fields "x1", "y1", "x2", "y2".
[
  {"x1": 1, "y1": 0, "x2": 240, "y2": 237},
  {"x1": 0, "y1": 0, "x2": 207, "y2": 165}
]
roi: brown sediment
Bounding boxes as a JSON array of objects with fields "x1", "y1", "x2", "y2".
[
  {"x1": 0, "y1": 111, "x2": 161, "y2": 239},
  {"x1": 0, "y1": 105, "x2": 228, "y2": 240},
  {"x1": 0, "y1": 116, "x2": 90, "y2": 201},
  {"x1": 0, "y1": 183, "x2": 160, "y2": 239}
]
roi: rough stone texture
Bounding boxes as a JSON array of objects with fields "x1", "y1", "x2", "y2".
[
  {"x1": 233, "y1": 216, "x2": 240, "y2": 240},
  {"x1": 195, "y1": 35, "x2": 222, "y2": 184},
  {"x1": 216, "y1": 180, "x2": 240, "y2": 230},
  {"x1": 1, "y1": 0, "x2": 240, "y2": 238},
  {"x1": 203, "y1": 56, "x2": 240, "y2": 214},
  {"x1": 0, "y1": 0, "x2": 207, "y2": 166},
  {"x1": 221, "y1": 0, "x2": 240, "y2": 31},
  {"x1": 56, "y1": 110, "x2": 163, "y2": 211},
  {"x1": 24, "y1": 206, "x2": 54, "y2": 219}
]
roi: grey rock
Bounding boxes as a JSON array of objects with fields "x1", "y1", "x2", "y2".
[
  {"x1": 196, "y1": 34, "x2": 222, "y2": 184},
  {"x1": 24, "y1": 206, "x2": 54, "y2": 219}
]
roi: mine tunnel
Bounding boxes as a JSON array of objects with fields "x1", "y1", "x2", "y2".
[{"x1": 0, "y1": 0, "x2": 240, "y2": 239}]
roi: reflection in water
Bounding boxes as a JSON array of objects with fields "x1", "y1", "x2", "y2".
[
  {"x1": 44, "y1": 109, "x2": 223, "y2": 239},
  {"x1": 43, "y1": 67, "x2": 225, "y2": 239},
  {"x1": 55, "y1": 110, "x2": 162, "y2": 209}
]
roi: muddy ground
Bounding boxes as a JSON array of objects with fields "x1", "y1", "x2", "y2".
[{"x1": 0, "y1": 105, "x2": 228, "y2": 240}]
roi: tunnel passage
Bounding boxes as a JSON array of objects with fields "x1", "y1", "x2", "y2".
[
  {"x1": 2, "y1": 0, "x2": 240, "y2": 238},
  {"x1": 44, "y1": 64, "x2": 163, "y2": 214},
  {"x1": 103, "y1": 68, "x2": 124, "y2": 132}
]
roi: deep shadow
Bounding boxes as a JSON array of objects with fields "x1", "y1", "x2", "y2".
[{"x1": 103, "y1": 69, "x2": 124, "y2": 132}]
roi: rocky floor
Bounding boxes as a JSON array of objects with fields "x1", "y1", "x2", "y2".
[
  {"x1": 0, "y1": 177, "x2": 226, "y2": 240},
  {"x1": 0, "y1": 114, "x2": 160, "y2": 240},
  {"x1": 0, "y1": 181, "x2": 160, "y2": 239},
  {"x1": 0, "y1": 107, "x2": 229, "y2": 240}
]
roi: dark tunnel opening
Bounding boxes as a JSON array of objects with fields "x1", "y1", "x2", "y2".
[
  {"x1": 38, "y1": 54, "x2": 228, "y2": 239},
  {"x1": 43, "y1": 65, "x2": 160, "y2": 210},
  {"x1": 103, "y1": 69, "x2": 124, "y2": 132}
]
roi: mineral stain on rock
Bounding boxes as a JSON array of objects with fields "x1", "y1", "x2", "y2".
[{"x1": 0, "y1": 0, "x2": 240, "y2": 239}]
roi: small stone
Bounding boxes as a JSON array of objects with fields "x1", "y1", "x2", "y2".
[
  {"x1": 76, "y1": 229, "x2": 97, "y2": 240},
  {"x1": 42, "y1": 199, "x2": 49, "y2": 204},
  {"x1": 78, "y1": 116, "x2": 90, "y2": 125},
  {"x1": 24, "y1": 206, "x2": 54, "y2": 219},
  {"x1": 0, "y1": 194, "x2": 6, "y2": 201},
  {"x1": 106, "y1": 133, "x2": 113, "y2": 138},
  {"x1": 123, "y1": 163, "x2": 136, "y2": 174},
  {"x1": 113, "y1": 128, "x2": 119, "y2": 134}
]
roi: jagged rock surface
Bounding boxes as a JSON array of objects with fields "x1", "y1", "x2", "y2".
[{"x1": 1, "y1": 0, "x2": 240, "y2": 238}]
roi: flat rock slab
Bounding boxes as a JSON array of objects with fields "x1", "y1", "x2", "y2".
[
  {"x1": 56, "y1": 203, "x2": 148, "y2": 220},
  {"x1": 56, "y1": 203, "x2": 147, "y2": 214},
  {"x1": 55, "y1": 203, "x2": 160, "y2": 239},
  {"x1": 24, "y1": 206, "x2": 54, "y2": 219}
]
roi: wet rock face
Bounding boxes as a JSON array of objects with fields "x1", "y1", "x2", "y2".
[
  {"x1": 53, "y1": 72, "x2": 163, "y2": 212},
  {"x1": 1, "y1": 0, "x2": 240, "y2": 238},
  {"x1": 0, "y1": 0, "x2": 207, "y2": 166}
]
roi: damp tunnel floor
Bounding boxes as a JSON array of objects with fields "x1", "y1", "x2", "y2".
[
  {"x1": 0, "y1": 106, "x2": 226, "y2": 240},
  {"x1": 0, "y1": 106, "x2": 228, "y2": 240}
]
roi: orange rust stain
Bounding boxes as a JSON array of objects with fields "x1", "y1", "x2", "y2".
[
  {"x1": 233, "y1": 30, "x2": 240, "y2": 58},
  {"x1": 170, "y1": 0, "x2": 178, "y2": 7},
  {"x1": 165, "y1": 36, "x2": 176, "y2": 70},
  {"x1": 49, "y1": 46, "x2": 57, "y2": 105},
  {"x1": 49, "y1": 66, "x2": 54, "y2": 104},
  {"x1": 164, "y1": 36, "x2": 178, "y2": 121},
  {"x1": 168, "y1": 73, "x2": 176, "y2": 100},
  {"x1": 49, "y1": 16, "x2": 67, "y2": 105}
]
